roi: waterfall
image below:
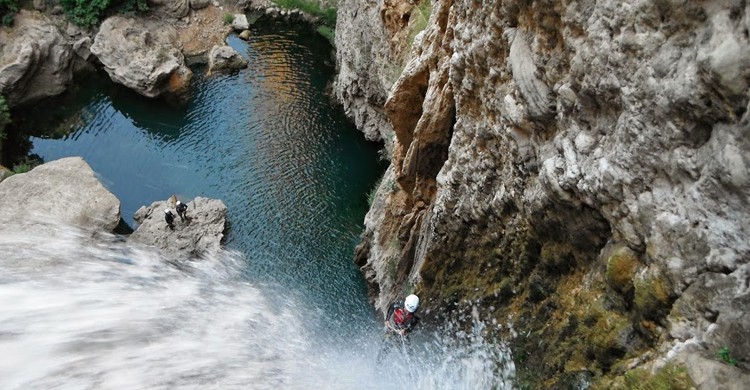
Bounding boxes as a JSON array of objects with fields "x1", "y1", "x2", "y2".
[{"x1": 0, "y1": 224, "x2": 514, "y2": 389}]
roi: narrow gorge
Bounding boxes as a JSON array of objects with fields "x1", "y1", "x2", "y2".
[
  {"x1": 1, "y1": 0, "x2": 749, "y2": 388},
  {"x1": 336, "y1": 0, "x2": 750, "y2": 387}
]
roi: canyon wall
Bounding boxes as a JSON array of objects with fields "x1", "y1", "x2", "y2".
[{"x1": 335, "y1": 0, "x2": 750, "y2": 387}]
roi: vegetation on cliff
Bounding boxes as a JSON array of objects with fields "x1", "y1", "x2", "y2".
[
  {"x1": 0, "y1": 96, "x2": 9, "y2": 140},
  {"x1": 0, "y1": 0, "x2": 18, "y2": 26},
  {"x1": 60, "y1": 0, "x2": 148, "y2": 28},
  {"x1": 271, "y1": 0, "x2": 336, "y2": 44}
]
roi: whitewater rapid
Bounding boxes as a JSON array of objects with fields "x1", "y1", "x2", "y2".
[{"x1": 0, "y1": 225, "x2": 514, "y2": 389}]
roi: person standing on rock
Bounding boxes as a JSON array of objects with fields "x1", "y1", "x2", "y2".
[
  {"x1": 164, "y1": 208, "x2": 175, "y2": 230},
  {"x1": 175, "y1": 200, "x2": 188, "y2": 222}
]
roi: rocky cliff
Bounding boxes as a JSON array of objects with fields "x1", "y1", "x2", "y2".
[{"x1": 336, "y1": 0, "x2": 750, "y2": 387}]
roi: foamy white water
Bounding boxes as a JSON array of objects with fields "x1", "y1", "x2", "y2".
[{"x1": 0, "y1": 225, "x2": 514, "y2": 389}]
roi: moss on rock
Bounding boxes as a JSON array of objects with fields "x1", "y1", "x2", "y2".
[
  {"x1": 626, "y1": 362, "x2": 694, "y2": 389},
  {"x1": 633, "y1": 271, "x2": 671, "y2": 321},
  {"x1": 606, "y1": 246, "x2": 640, "y2": 296}
]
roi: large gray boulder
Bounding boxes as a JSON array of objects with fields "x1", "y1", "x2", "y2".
[
  {"x1": 129, "y1": 197, "x2": 227, "y2": 259},
  {"x1": 0, "y1": 157, "x2": 121, "y2": 233},
  {"x1": 90, "y1": 16, "x2": 193, "y2": 104},
  {"x1": 0, "y1": 10, "x2": 77, "y2": 107},
  {"x1": 207, "y1": 45, "x2": 248, "y2": 74}
]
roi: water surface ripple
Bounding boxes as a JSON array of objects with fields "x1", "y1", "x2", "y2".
[{"x1": 28, "y1": 25, "x2": 381, "y2": 319}]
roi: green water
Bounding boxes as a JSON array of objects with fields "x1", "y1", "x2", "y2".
[{"x1": 22, "y1": 21, "x2": 385, "y2": 323}]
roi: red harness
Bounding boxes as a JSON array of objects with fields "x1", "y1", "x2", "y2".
[{"x1": 393, "y1": 308, "x2": 413, "y2": 327}]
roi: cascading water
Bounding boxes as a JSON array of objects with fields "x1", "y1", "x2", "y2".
[
  {"x1": 0, "y1": 225, "x2": 514, "y2": 389},
  {"x1": 4, "y1": 19, "x2": 515, "y2": 389}
]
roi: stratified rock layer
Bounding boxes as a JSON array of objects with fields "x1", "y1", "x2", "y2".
[
  {"x1": 339, "y1": 0, "x2": 750, "y2": 387},
  {"x1": 130, "y1": 197, "x2": 228, "y2": 259},
  {"x1": 0, "y1": 157, "x2": 121, "y2": 233}
]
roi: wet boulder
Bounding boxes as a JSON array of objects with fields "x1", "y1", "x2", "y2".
[{"x1": 129, "y1": 197, "x2": 228, "y2": 259}]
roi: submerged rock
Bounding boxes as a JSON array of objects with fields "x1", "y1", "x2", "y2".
[
  {"x1": 130, "y1": 197, "x2": 228, "y2": 259},
  {"x1": 0, "y1": 157, "x2": 121, "y2": 234}
]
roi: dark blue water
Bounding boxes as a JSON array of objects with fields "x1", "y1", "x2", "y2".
[{"x1": 24, "y1": 22, "x2": 384, "y2": 325}]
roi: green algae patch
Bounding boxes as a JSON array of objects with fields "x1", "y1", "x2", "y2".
[{"x1": 606, "y1": 246, "x2": 640, "y2": 296}]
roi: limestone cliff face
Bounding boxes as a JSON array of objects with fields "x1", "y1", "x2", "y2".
[
  {"x1": 333, "y1": 0, "x2": 420, "y2": 141},
  {"x1": 338, "y1": 0, "x2": 750, "y2": 386}
]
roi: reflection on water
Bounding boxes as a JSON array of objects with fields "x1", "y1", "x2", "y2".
[{"x1": 25, "y1": 22, "x2": 383, "y2": 320}]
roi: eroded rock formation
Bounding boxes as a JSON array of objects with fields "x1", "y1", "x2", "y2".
[
  {"x1": 0, "y1": 10, "x2": 82, "y2": 107},
  {"x1": 91, "y1": 16, "x2": 193, "y2": 104},
  {"x1": 339, "y1": 0, "x2": 750, "y2": 387}
]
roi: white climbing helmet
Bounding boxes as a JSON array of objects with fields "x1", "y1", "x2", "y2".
[
  {"x1": 176, "y1": 201, "x2": 182, "y2": 206},
  {"x1": 404, "y1": 294, "x2": 419, "y2": 313},
  {"x1": 164, "y1": 208, "x2": 171, "y2": 214}
]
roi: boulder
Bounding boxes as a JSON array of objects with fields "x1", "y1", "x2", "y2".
[
  {"x1": 231, "y1": 14, "x2": 249, "y2": 31},
  {"x1": 190, "y1": 0, "x2": 212, "y2": 9},
  {"x1": 0, "y1": 10, "x2": 76, "y2": 107},
  {"x1": 676, "y1": 350, "x2": 750, "y2": 390},
  {"x1": 207, "y1": 45, "x2": 248, "y2": 74},
  {"x1": 0, "y1": 157, "x2": 121, "y2": 234},
  {"x1": 129, "y1": 197, "x2": 227, "y2": 259},
  {"x1": 90, "y1": 16, "x2": 193, "y2": 104},
  {"x1": 148, "y1": 0, "x2": 190, "y2": 19}
]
